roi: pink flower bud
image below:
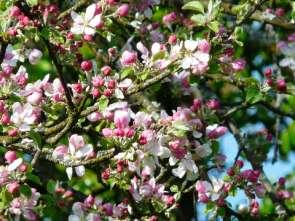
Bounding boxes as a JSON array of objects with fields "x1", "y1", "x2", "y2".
[
  {"x1": 264, "y1": 67, "x2": 272, "y2": 78},
  {"x1": 80, "y1": 60, "x2": 93, "y2": 71},
  {"x1": 124, "y1": 128, "x2": 135, "y2": 138},
  {"x1": 231, "y1": 59, "x2": 246, "y2": 72},
  {"x1": 275, "y1": 8, "x2": 284, "y2": 17},
  {"x1": 198, "y1": 39, "x2": 211, "y2": 53},
  {"x1": 250, "y1": 200, "x2": 259, "y2": 216},
  {"x1": 163, "y1": 12, "x2": 177, "y2": 24},
  {"x1": 236, "y1": 160, "x2": 244, "y2": 168},
  {"x1": 278, "y1": 177, "x2": 286, "y2": 186},
  {"x1": 10, "y1": 6, "x2": 21, "y2": 17},
  {"x1": 168, "y1": 34, "x2": 177, "y2": 45},
  {"x1": 102, "y1": 203, "x2": 113, "y2": 216},
  {"x1": 255, "y1": 184, "x2": 266, "y2": 198},
  {"x1": 19, "y1": 163, "x2": 28, "y2": 172},
  {"x1": 1, "y1": 112, "x2": 10, "y2": 125},
  {"x1": 87, "y1": 112, "x2": 102, "y2": 122},
  {"x1": 114, "y1": 128, "x2": 125, "y2": 137},
  {"x1": 92, "y1": 76, "x2": 104, "y2": 87},
  {"x1": 91, "y1": 88, "x2": 101, "y2": 98},
  {"x1": 2, "y1": 66, "x2": 13, "y2": 77},
  {"x1": 116, "y1": 4, "x2": 129, "y2": 17},
  {"x1": 7, "y1": 27, "x2": 17, "y2": 36},
  {"x1": 120, "y1": 51, "x2": 137, "y2": 66},
  {"x1": 27, "y1": 92, "x2": 43, "y2": 105},
  {"x1": 8, "y1": 128, "x2": 18, "y2": 137},
  {"x1": 83, "y1": 34, "x2": 93, "y2": 42},
  {"x1": 164, "y1": 195, "x2": 175, "y2": 206},
  {"x1": 5, "y1": 151, "x2": 17, "y2": 164},
  {"x1": 114, "y1": 110, "x2": 130, "y2": 129},
  {"x1": 108, "y1": 47, "x2": 117, "y2": 57},
  {"x1": 106, "y1": 0, "x2": 117, "y2": 5},
  {"x1": 0, "y1": 100, "x2": 5, "y2": 113},
  {"x1": 276, "y1": 79, "x2": 287, "y2": 92},
  {"x1": 102, "y1": 128, "x2": 113, "y2": 137},
  {"x1": 84, "y1": 195, "x2": 95, "y2": 207},
  {"x1": 103, "y1": 89, "x2": 113, "y2": 97},
  {"x1": 107, "y1": 80, "x2": 116, "y2": 89},
  {"x1": 72, "y1": 83, "x2": 83, "y2": 94},
  {"x1": 227, "y1": 167, "x2": 235, "y2": 176},
  {"x1": 18, "y1": 15, "x2": 30, "y2": 26},
  {"x1": 206, "y1": 99, "x2": 220, "y2": 110},
  {"x1": 102, "y1": 168, "x2": 111, "y2": 180},
  {"x1": 191, "y1": 98, "x2": 202, "y2": 111},
  {"x1": 63, "y1": 190, "x2": 73, "y2": 198},
  {"x1": 101, "y1": 66, "x2": 112, "y2": 76},
  {"x1": 66, "y1": 32, "x2": 74, "y2": 40},
  {"x1": 28, "y1": 49, "x2": 42, "y2": 65},
  {"x1": 7, "y1": 182, "x2": 20, "y2": 194}
]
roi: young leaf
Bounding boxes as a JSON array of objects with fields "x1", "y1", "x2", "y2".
[
  {"x1": 208, "y1": 21, "x2": 219, "y2": 32},
  {"x1": 191, "y1": 14, "x2": 206, "y2": 26},
  {"x1": 182, "y1": 1, "x2": 204, "y2": 13}
]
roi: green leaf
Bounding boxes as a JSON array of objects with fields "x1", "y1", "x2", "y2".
[
  {"x1": 26, "y1": 0, "x2": 38, "y2": 7},
  {"x1": 29, "y1": 131, "x2": 42, "y2": 147},
  {"x1": 98, "y1": 96, "x2": 109, "y2": 111},
  {"x1": 20, "y1": 185, "x2": 32, "y2": 197},
  {"x1": 246, "y1": 87, "x2": 263, "y2": 104},
  {"x1": 46, "y1": 180, "x2": 56, "y2": 194},
  {"x1": 121, "y1": 67, "x2": 134, "y2": 79},
  {"x1": 170, "y1": 185, "x2": 179, "y2": 193},
  {"x1": 182, "y1": 1, "x2": 204, "y2": 13},
  {"x1": 152, "y1": 51, "x2": 166, "y2": 61},
  {"x1": 172, "y1": 121, "x2": 190, "y2": 131},
  {"x1": 191, "y1": 14, "x2": 206, "y2": 26},
  {"x1": 27, "y1": 174, "x2": 42, "y2": 185},
  {"x1": 208, "y1": 21, "x2": 219, "y2": 32}
]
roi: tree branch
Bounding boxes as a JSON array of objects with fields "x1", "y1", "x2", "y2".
[
  {"x1": 222, "y1": 2, "x2": 295, "y2": 30},
  {"x1": 58, "y1": 0, "x2": 90, "y2": 20}
]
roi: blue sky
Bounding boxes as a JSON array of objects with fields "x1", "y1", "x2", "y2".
[{"x1": 196, "y1": 124, "x2": 295, "y2": 221}]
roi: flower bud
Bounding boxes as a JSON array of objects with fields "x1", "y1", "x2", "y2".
[
  {"x1": 101, "y1": 66, "x2": 112, "y2": 76},
  {"x1": 275, "y1": 8, "x2": 284, "y2": 17},
  {"x1": 198, "y1": 39, "x2": 211, "y2": 53},
  {"x1": 116, "y1": 4, "x2": 129, "y2": 17},
  {"x1": 80, "y1": 60, "x2": 93, "y2": 71},
  {"x1": 27, "y1": 92, "x2": 43, "y2": 105},
  {"x1": 276, "y1": 79, "x2": 287, "y2": 92},
  {"x1": 264, "y1": 67, "x2": 272, "y2": 78},
  {"x1": 231, "y1": 59, "x2": 246, "y2": 72},
  {"x1": 10, "y1": 6, "x2": 21, "y2": 17},
  {"x1": 120, "y1": 51, "x2": 137, "y2": 66},
  {"x1": 114, "y1": 110, "x2": 130, "y2": 129},
  {"x1": 5, "y1": 151, "x2": 17, "y2": 164},
  {"x1": 83, "y1": 34, "x2": 93, "y2": 42},
  {"x1": 168, "y1": 34, "x2": 177, "y2": 45},
  {"x1": 163, "y1": 12, "x2": 177, "y2": 24},
  {"x1": 206, "y1": 99, "x2": 220, "y2": 110},
  {"x1": 28, "y1": 49, "x2": 42, "y2": 65},
  {"x1": 7, "y1": 182, "x2": 20, "y2": 194}
]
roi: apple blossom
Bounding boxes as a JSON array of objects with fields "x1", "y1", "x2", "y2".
[{"x1": 70, "y1": 4, "x2": 103, "y2": 35}]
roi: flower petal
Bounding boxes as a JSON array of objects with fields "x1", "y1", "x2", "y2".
[
  {"x1": 66, "y1": 167, "x2": 73, "y2": 180},
  {"x1": 75, "y1": 166, "x2": 85, "y2": 177},
  {"x1": 85, "y1": 4, "x2": 96, "y2": 21},
  {"x1": 7, "y1": 158, "x2": 23, "y2": 171}
]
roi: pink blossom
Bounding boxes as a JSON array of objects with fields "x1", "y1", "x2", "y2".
[
  {"x1": 114, "y1": 110, "x2": 130, "y2": 129},
  {"x1": 120, "y1": 50, "x2": 137, "y2": 66},
  {"x1": 5, "y1": 151, "x2": 17, "y2": 164},
  {"x1": 231, "y1": 59, "x2": 246, "y2": 72},
  {"x1": 163, "y1": 12, "x2": 177, "y2": 24},
  {"x1": 116, "y1": 4, "x2": 129, "y2": 17},
  {"x1": 28, "y1": 49, "x2": 42, "y2": 65}
]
